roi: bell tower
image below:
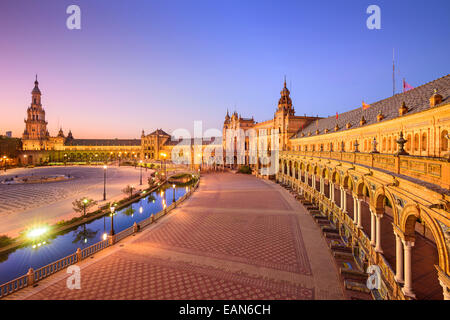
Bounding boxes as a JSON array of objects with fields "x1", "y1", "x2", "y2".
[{"x1": 23, "y1": 76, "x2": 49, "y2": 150}]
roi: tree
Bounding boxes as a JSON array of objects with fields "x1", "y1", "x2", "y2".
[
  {"x1": 122, "y1": 185, "x2": 135, "y2": 199},
  {"x1": 72, "y1": 197, "x2": 97, "y2": 217}
]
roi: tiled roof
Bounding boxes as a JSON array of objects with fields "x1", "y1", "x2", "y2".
[
  {"x1": 292, "y1": 74, "x2": 450, "y2": 139},
  {"x1": 65, "y1": 139, "x2": 141, "y2": 146}
]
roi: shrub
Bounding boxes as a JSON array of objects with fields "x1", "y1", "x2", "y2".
[
  {"x1": 238, "y1": 165, "x2": 252, "y2": 174},
  {"x1": 0, "y1": 235, "x2": 13, "y2": 248}
]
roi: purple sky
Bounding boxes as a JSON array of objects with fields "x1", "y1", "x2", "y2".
[{"x1": 1, "y1": 0, "x2": 449, "y2": 139}]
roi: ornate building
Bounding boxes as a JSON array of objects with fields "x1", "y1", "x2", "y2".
[
  {"x1": 222, "y1": 80, "x2": 319, "y2": 168},
  {"x1": 276, "y1": 74, "x2": 450, "y2": 300},
  {"x1": 19, "y1": 77, "x2": 221, "y2": 167}
]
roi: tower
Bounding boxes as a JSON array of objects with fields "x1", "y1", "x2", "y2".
[{"x1": 23, "y1": 76, "x2": 49, "y2": 150}]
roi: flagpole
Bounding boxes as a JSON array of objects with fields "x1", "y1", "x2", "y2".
[{"x1": 392, "y1": 48, "x2": 395, "y2": 96}]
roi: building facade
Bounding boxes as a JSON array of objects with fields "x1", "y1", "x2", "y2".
[{"x1": 276, "y1": 74, "x2": 450, "y2": 300}]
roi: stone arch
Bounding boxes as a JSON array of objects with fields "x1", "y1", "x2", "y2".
[
  {"x1": 330, "y1": 169, "x2": 340, "y2": 185},
  {"x1": 355, "y1": 178, "x2": 371, "y2": 202},
  {"x1": 400, "y1": 204, "x2": 450, "y2": 293},
  {"x1": 374, "y1": 187, "x2": 399, "y2": 225}
]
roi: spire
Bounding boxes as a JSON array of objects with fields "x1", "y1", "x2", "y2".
[
  {"x1": 284, "y1": 75, "x2": 287, "y2": 88},
  {"x1": 32, "y1": 75, "x2": 41, "y2": 95}
]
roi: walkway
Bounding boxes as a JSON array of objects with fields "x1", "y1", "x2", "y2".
[{"x1": 8, "y1": 173, "x2": 344, "y2": 300}]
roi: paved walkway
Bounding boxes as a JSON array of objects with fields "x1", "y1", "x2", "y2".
[{"x1": 8, "y1": 173, "x2": 344, "y2": 300}]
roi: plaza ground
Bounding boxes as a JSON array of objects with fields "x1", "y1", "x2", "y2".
[
  {"x1": 0, "y1": 166, "x2": 153, "y2": 237},
  {"x1": 7, "y1": 172, "x2": 344, "y2": 300}
]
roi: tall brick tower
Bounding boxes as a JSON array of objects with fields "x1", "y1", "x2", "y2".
[{"x1": 22, "y1": 76, "x2": 49, "y2": 150}]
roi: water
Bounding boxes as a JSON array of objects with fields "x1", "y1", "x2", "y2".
[{"x1": 0, "y1": 183, "x2": 191, "y2": 284}]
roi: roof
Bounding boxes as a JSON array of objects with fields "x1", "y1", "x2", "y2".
[
  {"x1": 65, "y1": 139, "x2": 141, "y2": 146},
  {"x1": 292, "y1": 74, "x2": 450, "y2": 139},
  {"x1": 148, "y1": 129, "x2": 170, "y2": 136},
  {"x1": 163, "y1": 137, "x2": 222, "y2": 146}
]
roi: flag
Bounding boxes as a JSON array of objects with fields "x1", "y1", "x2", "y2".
[
  {"x1": 362, "y1": 101, "x2": 371, "y2": 110},
  {"x1": 336, "y1": 112, "x2": 338, "y2": 120},
  {"x1": 403, "y1": 79, "x2": 414, "y2": 93}
]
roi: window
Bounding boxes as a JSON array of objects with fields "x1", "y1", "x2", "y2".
[
  {"x1": 406, "y1": 134, "x2": 411, "y2": 151},
  {"x1": 421, "y1": 133, "x2": 427, "y2": 151},
  {"x1": 441, "y1": 130, "x2": 449, "y2": 152},
  {"x1": 414, "y1": 133, "x2": 419, "y2": 151}
]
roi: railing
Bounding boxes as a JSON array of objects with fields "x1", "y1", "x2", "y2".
[
  {"x1": 34, "y1": 252, "x2": 78, "y2": 282},
  {"x1": 0, "y1": 176, "x2": 200, "y2": 299},
  {"x1": 0, "y1": 274, "x2": 28, "y2": 298},
  {"x1": 281, "y1": 151, "x2": 449, "y2": 190}
]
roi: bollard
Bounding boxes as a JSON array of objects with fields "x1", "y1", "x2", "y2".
[
  {"x1": 27, "y1": 268, "x2": 35, "y2": 287},
  {"x1": 76, "y1": 248, "x2": 82, "y2": 262},
  {"x1": 133, "y1": 222, "x2": 139, "y2": 233}
]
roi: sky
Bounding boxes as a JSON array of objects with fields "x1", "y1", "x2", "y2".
[{"x1": 1, "y1": 0, "x2": 449, "y2": 139}]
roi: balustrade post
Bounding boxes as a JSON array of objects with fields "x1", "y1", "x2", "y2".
[
  {"x1": 27, "y1": 268, "x2": 35, "y2": 287},
  {"x1": 76, "y1": 248, "x2": 82, "y2": 262}
]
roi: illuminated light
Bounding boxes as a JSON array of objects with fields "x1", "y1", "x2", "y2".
[
  {"x1": 102, "y1": 233, "x2": 107, "y2": 241},
  {"x1": 32, "y1": 245, "x2": 36, "y2": 249},
  {"x1": 37, "y1": 243, "x2": 41, "y2": 247},
  {"x1": 142, "y1": 190, "x2": 146, "y2": 194},
  {"x1": 139, "y1": 206, "x2": 143, "y2": 214},
  {"x1": 172, "y1": 184, "x2": 175, "y2": 189},
  {"x1": 103, "y1": 165, "x2": 107, "y2": 169},
  {"x1": 43, "y1": 241, "x2": 46, "y2": 245},
  {"x1": 84, "y1": 238, "x2": 87, "y2": 243},
  {"x1": 83, "y1": 199, "x2": 88, "y2": 204},
  {"x1": 152, "y1": 200, "x2": 155, "y2": 203},
  {"x1": 27, "y1": 226, "x2": 49, "y2": 239}
]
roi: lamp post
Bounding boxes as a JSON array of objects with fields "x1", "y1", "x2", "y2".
[
  {"x1": 110, "y1": 206, "x2": 115, "y2": 236},
  {"x1": 172, "y1": 184, "x2": 176, "y2": 202},
  {"x1": 139, "y1": 160, "x2": 143, "y2": 185},
  {"x1": 103, "y1": 165, "x2": 107, "y2": 201},
  {"x1": 83, "y1": 198, "x2": 88, "y2": 217}
]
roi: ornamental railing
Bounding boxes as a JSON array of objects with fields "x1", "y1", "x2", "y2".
[
  {"x1": 280, "y1": 151, "x2": 449, "y2": 190},
  {"x1": 0, "y1": 177, "x2": 200, "y2": 299}
]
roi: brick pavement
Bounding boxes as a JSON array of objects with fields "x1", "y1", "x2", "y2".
[{"x1": 7, "y1": 172, "x2": 344, "y2": 300}]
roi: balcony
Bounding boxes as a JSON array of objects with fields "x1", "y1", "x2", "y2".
[{"x1": 280, "y1": 150, "x2": 449, "y2": 190}]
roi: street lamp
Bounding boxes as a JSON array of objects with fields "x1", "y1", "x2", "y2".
[
  {"x1": 110, "y1": 206, "x2": 115, "y2": 236},
  {"x1": 103, "y1": 165, "x2": 107, "y2": 200},
  {"x1": 139, "y1": 160, "x2": 143, "y2": 185},
  {"x1": 83, "y1": 198, "x2": 88, "y2": 217},
  {"x1": 172, "y1": 184, "x2": 176, "y2": 202}
]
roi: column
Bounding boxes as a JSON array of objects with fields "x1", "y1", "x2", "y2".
[
  {"x1": 394, "y1": 233, "x2": 404, "y2": 283},
  {"x1": 370, "y1": 209, "x2": 376, "y2": 246},
  {"x1": 353, "y1": 196, "x2": 358, "y2": 224},
  {"x1": 330, "y1": 182, "x2": 334, "y2": 202},
  {"x1": 312, "y1": 174, "x2": 316, "y2": 190},
  {"x1": 342, "y1": 189, "x2": 347, "y2": 212},
  {"x1": 357, "y1": 199, "x2": 363, "y2": 229},
  {"x1": 375, "y1": 214, "x2": 383, "y2": 252},
  {"x1": 340, "y1": 187, "x2": 344, "y2": 209},
  {"x1": 402, "y1": 240, "x2": 416, "y2": 298},
  {"x1": 320, "y1": 178, "x2": 324, "y2": 194}
]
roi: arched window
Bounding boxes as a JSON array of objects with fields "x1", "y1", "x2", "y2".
[
  {"x1": 406, "y1": 134, "x2": 411, "y2": 151},
  {"x1": 421, "y1": 133, "x2": 427, "y2": 151},
  {"x1": 441, "y1": 130, "x2": 449, "y2": 152},
  {"x1": 414, "y1": 133, "x2": 419, "y2": 151}
]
